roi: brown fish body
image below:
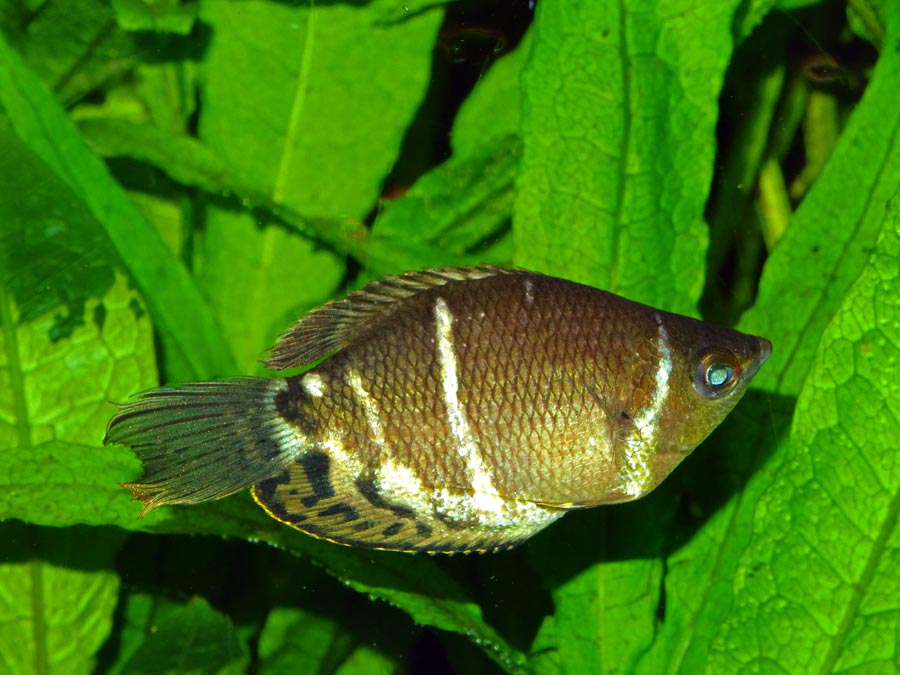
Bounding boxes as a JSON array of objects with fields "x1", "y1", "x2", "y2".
[{"x1": 106, "y1": 267, "x2": 771, "y2": 553}]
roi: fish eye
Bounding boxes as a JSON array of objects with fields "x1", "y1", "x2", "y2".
[{"x1": 694, "y1": 351, "x2": 741, "y2": 399}]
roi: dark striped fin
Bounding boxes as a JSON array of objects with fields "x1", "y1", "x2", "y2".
[
  {"x1": 105, "y1": 378, "x2": 306, "y2": 515},
  {"x1": 265, "y1": 265, "x2": 525, "y2": 369}
]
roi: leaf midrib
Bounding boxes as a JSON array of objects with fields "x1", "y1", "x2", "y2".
[
  {"x1": 272, "y1": 8, "x2": 317, "y2": 205},
  {"x1": 818, "y1": 481, "x2": 900, "y2": 673},
  {"x1": 609, "y1": 0, "x2": 631, "y2": 294},
  {"x1": 0, "y1": 285, "x2": 49, "y2": 674}
]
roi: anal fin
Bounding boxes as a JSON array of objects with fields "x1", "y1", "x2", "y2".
[{"x1": 251, "y1": 452, "x2": 563, "y2": 554}]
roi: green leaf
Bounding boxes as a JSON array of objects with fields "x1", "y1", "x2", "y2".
[
  {"x1": 513, "y1": 0, "x2": 734, "y2": 314},
  {"x1": 258, "y1": 606, "x2": 352, "y2": 675},
  {"x1": 740, "y1": 11, "x2": 900, "y2": 398},
  {"x1": 706, "y1": 192, "x2": 900, "y2": 672},
  {"x1": 258, "y1": 605, "x2": 398, "y2": 675},
  {"x1": 0, "y1": 125, "x2": 154, "y2": 673},
  {"x1": 4, "y1": 0, "x2": 132, "y2": 105},
  {"x1": 634, "y1": 8, "x2": 900, "y2": 672},
  {"x1": 0, "y1": 523, "x2": 123, "y2": 675},
  {"x1": 0, "y1": 250, "x2": 156, "y2": 456},
  {"x1": 0, "y1": 129, "x2": 117, "y2": 337},
  {"x1": 847, "y1": 0, "x2": 887, "y2": 47},
  {"x1": 197, "y1": 0, "x2": 441, "y2": 220},
  {"x1": 104, "y1": 594, "x2": 247, "y2": 675},
  {"x1": 371, "y1": 140, "x2": 519, "y2": 261},
  {"x1": 195, "y1": 213, "x2": 345, "y2": 374},
  {"x1": 451, "y1": 31, "x2": 530, "y2": 157},
  {"x1": 0, "y1": 33, "x2": 234, "y2": 380}
]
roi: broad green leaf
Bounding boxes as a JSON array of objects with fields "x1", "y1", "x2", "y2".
[
  {"x1": 526, "y1": 493, "x2": 672, "y2": 675},
  {"x1": 190, "y1": 3, "x2": 366, "y2": 363},
  {"x1": 451, "y1": 31, "x2": 530, "y2": 157},
  {"x1": 104, "y1": 594, "x2": 247, "y2": 675},
  {"x1": 192, "y1": 0, "x2": 442, "y2": 346},
  {"x1": 0, "y1": 524, "x2": 123, "y2": 675},
  {"x1": 706, "y1": 192, "x2": 900, "y2": 672},
  {"x1": 638, "y1": 8, "x2": 900, "y2": 672},
  {"x1": 0, "y1": 243, "x2": 156, "y2": 453},
  {"x1": 0, "y1": 33, "x2": 234, "y2": 381},
  {"x1": 258, "y1": 605, "x2": 398, "y2": 675},
  {"x1": 195, "y1": 214, "x2": 344, "y2": 373},
  {"x1": 3, "y1": 0, "x2": 134, "y2": 106},
  {"x1": 0, "y1": 130, "x2": 154, "y2": 674},
  {"x1": 0, "y1": 133, "x2": 157, "y2": 449},
  {"x1": 513, "y1": 0, "x2": 735, "y2": 314},
  {"x1": 371, "y1": 140, "x2": 518, "y2": 261},
  {"x1": 0, "y1": 129, "x2": 116, "y2": 337},
  {"x1": 76, "y1": 118, "x2": 455, "y2": 272},
  {"x1": 197, "y1": 0, "x2": 442, "y2": 221}
]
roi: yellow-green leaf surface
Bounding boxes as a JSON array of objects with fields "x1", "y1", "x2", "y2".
[
  {"x1": 196, "y1": 214, "x2": 345, "y2": 374},
  {"x1": 513, "y1": 0, "x2": 738, "y2": 313},
  {"x1": 0, "y1": 525, "x2": 123, "y2": 675},
  {"x1": 0, "y1": 33, "x2": 234, "y2": 381},
  {"x1": 0, "y1": 125, "x2": 155, "y2": 675},
  {"x1": 451, "y1": 31, "x2": 530, "y2": 157},
  {"x1": 633, "y1": 7, "x2": 900, "y2": 672},
  {"x1": 197, "y1": 0, "x2": 441, "y2": 220},
  {"x1": 710, "y1": 192, "x2": 900, "y2": 672}
]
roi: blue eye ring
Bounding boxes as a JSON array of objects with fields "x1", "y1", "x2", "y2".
[{"x1": 695, "y1": 351, "x2": 740, "y2": 399}]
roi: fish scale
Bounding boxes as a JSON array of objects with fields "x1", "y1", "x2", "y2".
[{"x1": 105, "y1": 266, "x2": 771, "y2": 553}]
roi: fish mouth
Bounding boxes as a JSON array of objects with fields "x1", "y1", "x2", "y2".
[{"x1": 745, "y1": 336, "x2": 772, "y2": 379}]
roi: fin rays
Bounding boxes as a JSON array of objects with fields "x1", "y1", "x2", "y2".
[
  {"x1": 265, "y1": 266, "x2": 524, "y2": 369},
  {"x1": 105, "y1": 378, "x2": 307, "y2": 515}
]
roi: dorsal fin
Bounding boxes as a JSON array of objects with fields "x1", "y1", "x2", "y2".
[{"x1": 265, "y1": 265, "x2": 521, "y2": 370}]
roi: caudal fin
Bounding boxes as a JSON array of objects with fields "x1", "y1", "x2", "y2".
[{"x1": 104, "y1": 378, "x2": 305, "y2": 516}]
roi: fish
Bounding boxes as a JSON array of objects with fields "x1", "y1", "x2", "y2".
[{"x1": 104, "y1": 266, "x2": 771, "y2": 554}]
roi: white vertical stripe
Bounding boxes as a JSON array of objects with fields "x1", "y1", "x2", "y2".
[
  {"x1": 433, "y1": 297, "x2": 507, "y2": 516},
  {"x1": 347, "y1": 369, "x2": 386, "y2": 449},
  {"x1": 621, "y1": 315, "x2": 673, "y2": 496}
]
